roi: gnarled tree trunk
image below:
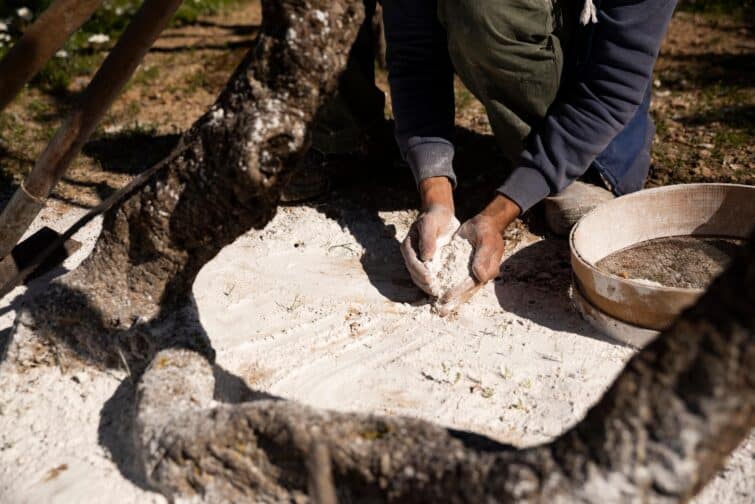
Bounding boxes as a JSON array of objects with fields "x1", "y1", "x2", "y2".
[
  {"x1": 2, "y1": 0, "x2": 752, "y2": 502},
  {"x1": 7, "y1": 0, "x2": 366, "y2": 371}
]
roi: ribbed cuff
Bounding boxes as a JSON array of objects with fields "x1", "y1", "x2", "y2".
[
  {"x1": 405, "y1": 136, "x2": 457, "y2": 188},
  {"x1": 497, "y1": 165, "x2": 552, "y2": 214}
]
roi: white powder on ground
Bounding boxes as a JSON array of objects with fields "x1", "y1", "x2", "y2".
[{"x1": 1, "y1": 203, "x2": 751, "y2": 503}]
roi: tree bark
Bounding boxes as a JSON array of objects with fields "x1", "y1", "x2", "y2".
[
  {"x1": 3, "y1": 0, "x2": 752, "y2": 502},
  {"x1": 7, "y1": 0, "x2": 366, "y2": 371}
]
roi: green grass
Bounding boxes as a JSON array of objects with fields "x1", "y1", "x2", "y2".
[
  {"x1": 130, "y1": 64, "x2": 161, "y2": 87},
  {"x1": 713, "y1": 129, "x2": 752, "y2": 150},
  {"x1": 0, "y1": 0, "x2": 243, "y2": 94},
  {"x1": 184, "y1": 67, "x2": 212, "y2": 93}
]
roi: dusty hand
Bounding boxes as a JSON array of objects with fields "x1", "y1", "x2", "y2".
[
  {"x1": 401, "y1": 203, "x2": 459, "y2": 295},
  {"x1": 439, "y1": 195, "x2": 521, "y2": 311},
  {"x1": 401, "y1": 177, "x2": 457, "y2": 295},
  {"x1": 438, "y1": 215, "x2": 505, "y2": 309}
]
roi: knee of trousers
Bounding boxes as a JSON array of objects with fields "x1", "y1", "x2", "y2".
[{"x1": 438, "y1": 0, "x2": 566, "y2": 157}]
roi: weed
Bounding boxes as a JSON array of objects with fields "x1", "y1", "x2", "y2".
[
  {"x1": 132, "y1": 65, "x2": 161, "y2": 87},
  {"x1": 185, "y1": 69, "x2": 211, "y2": 94},
  {"x1": 455, "y1": 85, "x2": 476, "y2": 112}
]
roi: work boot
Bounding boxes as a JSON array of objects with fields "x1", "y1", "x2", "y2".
[{"x1": 543, "y1": 181, "x2": 614, "y2": 236}]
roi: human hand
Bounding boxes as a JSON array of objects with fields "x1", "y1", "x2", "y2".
[
  {"x1": 400, "y1": 177, "x2": 457, "y2": 295},
  {"x1": 438, "y1": 195, "x2": 521, "y2": 311}
]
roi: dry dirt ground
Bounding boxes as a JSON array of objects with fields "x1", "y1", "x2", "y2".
[{"x1": 0, "y1": 2, "x2": 753, "y2": 503}]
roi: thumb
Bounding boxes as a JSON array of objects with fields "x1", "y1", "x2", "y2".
[{"x1": 418, "y1": 217, "x2": 441, "y2": 262}]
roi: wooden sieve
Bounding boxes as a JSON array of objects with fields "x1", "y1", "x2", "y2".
[{"x1": 570, "y1": 183, "x2": 755, "y2": 342}]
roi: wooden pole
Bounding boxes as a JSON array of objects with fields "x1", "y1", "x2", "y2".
[
  {"x1": 0, "y1": 0, "x2": 104, "y2": 112},
  {"x1": 0, "y1": 0, "x2": 185, "y2": 259}
]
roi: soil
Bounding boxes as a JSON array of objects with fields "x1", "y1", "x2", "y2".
[
  {"x1": 597, "y1": 236, "x2": 745, "y2": 289},
  {"x1": 648, "y1": 11, "x2": 754, "y2": 187}
]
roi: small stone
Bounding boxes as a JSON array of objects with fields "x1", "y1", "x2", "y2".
[{"x1": 87, "y1": 33, "x2": 110, "y2": 45}]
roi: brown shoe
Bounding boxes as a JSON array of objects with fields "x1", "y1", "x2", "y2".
[{"x1": 543, "y1": 181, "x2": 614, "y2": 237}]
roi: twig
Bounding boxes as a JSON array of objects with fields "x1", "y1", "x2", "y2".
[
  {"x1": 117, "y1": 347, "x2": 132, "y2": 382},
  {"x1": 307, "y1": 440, "x2": 337, "y2": 504},
  {"x1": 537, "y1": 352, "x2": 563, "y2": 363}
]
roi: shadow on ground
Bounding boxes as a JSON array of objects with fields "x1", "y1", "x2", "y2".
[
  {"x1": 306, "y1": 126, "x2": 518, "y2": 303},
  {"x1": 83, "y1": 130, "x2": 181, "y2": 176},
  {"x1": 494, "y1": 239, "x2": 623, "y2": 344}
]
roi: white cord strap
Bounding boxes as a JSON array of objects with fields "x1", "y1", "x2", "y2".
[{"x1": 580, "y1": 0, "x2": 598, "y2": 25}]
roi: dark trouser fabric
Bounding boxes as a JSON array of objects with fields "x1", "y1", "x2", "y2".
[{"x1": 438, "y1": 0, "x2": 653, "y2": 196}]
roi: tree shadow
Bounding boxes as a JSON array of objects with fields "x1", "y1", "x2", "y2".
[
  {"x1": 98, "y1": 379, "x2": 150, "y2": 491},
  {"x1": 676, "y1": 103, "x2": 755, "y2": 129},
  {"x1": 192, "y1": 19, "x2": 261, "y2": 35},
  {"x1": 660, "y1": 52, "x2": 754, "y2": 89},
  {"x1": 33, "y1": 130, "x2": 183, "y2": 209},
  {"x1": 494, "y1": 239, "x2": 627, "y2": 345},
  {"x1": 150, "y1": 40, "x2": 257, "y2": 53},
  {"x1": 1, "y1": 280, "x2": 274, "y2": 495},
  {"x1": 1, "y1": 120, "x2": 179, "y2": 211}
]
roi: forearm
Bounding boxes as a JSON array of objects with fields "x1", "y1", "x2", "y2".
[
  {"x1": 420, "y1": 179, "x2": 520, "y2": 237},
  {"x1": 477, "y1": 194, "x2": 521, "y2": 234},
  {"x1": 382, "y1": 0, "x2": 456, "y2": 187},
  {"x1": 419, "y1": 177, "x2": 454, "y2": 213}
]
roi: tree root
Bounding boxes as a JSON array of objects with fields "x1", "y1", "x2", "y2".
[{"x1": 133, "y1": 238, "x2": 754, "y2": 502}]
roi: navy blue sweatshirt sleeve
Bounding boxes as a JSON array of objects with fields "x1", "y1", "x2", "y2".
[
  {"x1": 384, "y1": 0, "x2": 676, "y2": 209},
  {"x1": 498, "y1": 0, "x2": 677, "y2": 212},
  {"x1": 382, "y1": 0, "x2": 457, "y2": 186}
]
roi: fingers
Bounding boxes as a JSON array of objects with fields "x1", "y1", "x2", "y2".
[
  {"x1": 440, "y1": 276, "x2": 477, "y2": 305},
  {"x1": 417, "y1": 216, "x2": 440, "y2": 262},
  {"x1": 471, "y1": 239, "x2": 504, "y2": 283},
  {"x1": 417, "y1": 209, "x2": 458, "y2": 262},
  {"x1": 459, "y1": 218, "x2": 504, "y2": 283},
  {"x1": 457, "y1": 220, "x2": 475, "y2": 241},
  {"x1": 437, "y1": 277, "x2": 483, "y2": 316}
]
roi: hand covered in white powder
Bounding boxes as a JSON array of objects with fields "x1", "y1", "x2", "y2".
[
  {"x1": 400, "y1": 204, "x2": 460, "y2": 296},
  {"x1": 439, "y1": 215, "x2": 505, "y2": 309}
]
